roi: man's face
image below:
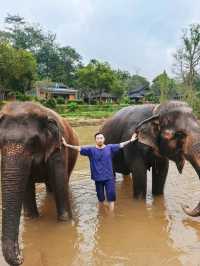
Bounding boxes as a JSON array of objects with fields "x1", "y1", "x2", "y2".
[{"x1": 95, "y1": 134, "x2": 105, "y2": 146}]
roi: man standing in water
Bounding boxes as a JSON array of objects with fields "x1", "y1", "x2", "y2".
[{"x1": 62, "y1": 132, "x2": 137, "y2": 211}]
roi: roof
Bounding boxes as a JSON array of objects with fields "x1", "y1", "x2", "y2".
[
  {"x1": 37, "y1": 83, "x2": 77, "y2": 95},
  {"x1": 128, "y1": 85, "x2": 149, "y2": 99},
  {"x1": 90, "y1": 92, "x2": 117, "y2": 99},
  {"x1": 43, "y1": 88, "x2": 77, "y2": 94},
  {"x1": 128, "y1": 85, "x2": 149, "y2": 95}
]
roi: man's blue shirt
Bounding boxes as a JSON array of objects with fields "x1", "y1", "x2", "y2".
[{"x1": 80, "y1": 144, "x2": 120, "y2": 181}]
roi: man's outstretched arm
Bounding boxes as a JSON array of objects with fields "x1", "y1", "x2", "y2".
[
  {"x1": 119, "y1": 133, "x2": 138, "y2": 148},
  {"x1": 62, "y1": 137, "x2": 81, "y2": 151}
]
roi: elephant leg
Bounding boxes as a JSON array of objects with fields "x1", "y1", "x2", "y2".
[
  {"x1": 152, "y1": 158, "x2": 169, "y2": 196},
  {"x1": 45, "y1": 178, "x2": 53, "y2": 193},
  {"x1": 23, "y1": 179, "x2": 39, "y2": 218},
  {"x1": 131, "y1": 159, "x2": 147, "y2": 199},
  {"x1": 47, "y1": 151, "x2": 72, "y2": 221}
]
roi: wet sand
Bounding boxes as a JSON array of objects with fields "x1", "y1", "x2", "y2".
[{"x1": 1, "y1": 125, "x2": 200, "y2": 266}]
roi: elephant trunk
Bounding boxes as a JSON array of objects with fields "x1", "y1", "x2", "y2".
[
  {"x1": 183, "y1": 141, "x2": 200, "y2": 217},
  {"x1": 1, "y1": 143, "x2": 31, "y2": 266}
]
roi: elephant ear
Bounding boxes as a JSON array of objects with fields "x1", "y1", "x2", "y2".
[
  {"x1": 45, "y1": 117, "x2": 61, "y2": 162},
  {"x1": 136, "y1": 115, "x2": 160, "y2": 153}
]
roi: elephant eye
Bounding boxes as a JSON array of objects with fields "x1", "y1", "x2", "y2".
[{"x1": 26, "y1": 135, "x2": 42, "y2": 153}]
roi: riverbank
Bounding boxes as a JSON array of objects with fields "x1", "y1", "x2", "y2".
[
  {"x1": 68, "y1": 117, "x2": 107, "y2": 127},
  {"x1": 0, "y1": 101, "x2": 128, "y2": 124}
]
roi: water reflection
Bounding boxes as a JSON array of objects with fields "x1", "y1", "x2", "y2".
[
  {"x1": 164, "y1": 162, "x2": 200, "y2": 266},
  {"x1": 1, "y1": 126, "x2": 200, "y2": 265}
]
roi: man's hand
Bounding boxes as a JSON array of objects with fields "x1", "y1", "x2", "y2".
[
  {"x1": 131, "y1": 132, "x2": 138, "y2": 142},
  {"x1": 62, "y1": 136, "x2": 81, "y2": 151},
  {"x1": 120, "y1": 133, "x2": 138, "y2": 148},
  {"x1": 62, "y1": 136, "x2": 68, "y2": 147}
]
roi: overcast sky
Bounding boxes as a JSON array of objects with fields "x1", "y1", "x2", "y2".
[{"x1": 1, "y1": 0, "x2": 200, "y2": 80}]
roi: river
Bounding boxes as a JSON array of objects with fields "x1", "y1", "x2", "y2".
[{"x1": 1, "y1": 125, "x2": 200, "y2": 266}]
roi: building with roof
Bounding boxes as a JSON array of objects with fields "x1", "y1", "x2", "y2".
[
  {"x1": 0, "y1": 88, "x2": 16, "y2": 101},
  {"x1": 84, "y1": 92, "x2": 118, "y2": 103},
  {"x1": 0, "y1": 88, "x2": 6, "y2": 100},
  {"x1": 36, "y1": 82, "x2": 78, "y2": 101},
  {"x1": 128, "y1": 85, "x2": 150, "y2": 102}
]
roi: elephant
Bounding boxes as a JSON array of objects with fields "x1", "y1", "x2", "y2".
[
  {"x1": 0, "y1": 101, "x2": 79, "y2": 266},
  {"x1": 100, "y1": 101, "x2": 200, "y2": 209}
]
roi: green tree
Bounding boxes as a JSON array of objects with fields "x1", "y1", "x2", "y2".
[
  {"x1": 151, "y1": 71, "x2": 177, "y2": 102},
  {"x1": 76, "y1": 60, "x2": 124, "y2": 102},
  {"x1": 173, "y1": 24, "x2": 200, "y2": 88},
  {"x1": 1, "y1": 14, "x2": 82, "y2": 86},
  {"x1": 1, "y1": 14, "x2": 45, "y2": 52},
  {"x1": 0, "y1": 41, "x2": 37, "y2": 92},
  {"x1": 49, "y1": 46, "x2": 82, "y2": 86},
  {"x1": 114, "y1": 70, "x2": 131, "y2": 93},
  {"x1": 127, "y1": 74, "x2": 149, "y2": 92}
]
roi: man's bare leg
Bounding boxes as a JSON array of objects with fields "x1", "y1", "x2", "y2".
[
  {"x1": 98, "y1": 201, "x2": 105, "y2": 208},
  {"x1": 108, "y1": 201, "x2": 115, "y2": 211}
]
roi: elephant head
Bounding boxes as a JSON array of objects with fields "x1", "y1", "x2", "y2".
[
  {"x1": 135, "y1": 101, "x2": 200, "y2": 217},
  {"x1": 0, "y1": 106, "x2": 62, "y2": 266}
]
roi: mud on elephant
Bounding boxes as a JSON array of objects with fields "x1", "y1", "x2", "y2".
[
  {"x1": 100, "y1": 101, "x2": 200, "y2": 211},
  {"x1": 0, "y1": 101, "x2": 79, "y2": 265}
]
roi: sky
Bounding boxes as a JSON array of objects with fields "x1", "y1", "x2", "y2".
[{"x1": 1, "y1": 0, "x2": 200, "y2": 80}]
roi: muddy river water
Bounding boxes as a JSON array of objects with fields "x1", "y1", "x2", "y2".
[{"x1": 1, "y1": 125, "x2": 200, "y2": 266}]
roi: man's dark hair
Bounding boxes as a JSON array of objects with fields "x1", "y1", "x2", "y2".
[{"x1": 94, "y1": 132, "x2": 104, "y2": 139}]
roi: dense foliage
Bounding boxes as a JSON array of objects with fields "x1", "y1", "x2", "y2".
[{"x1": 1, "y1": 14, "x2": 200, "y2": 110}]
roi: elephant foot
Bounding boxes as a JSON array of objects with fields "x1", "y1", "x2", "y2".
[
  {"x1": 123, "y1": 175, "x2": 131, "y2": 180},
  {"x1": 2, "y1": 238, "x2": 24, "y2": 266},
  {"x1": 133, "y1": 192, "x2": 146, "y2": 200},
  {"x1": 58, "y1": 211, "x2": 69, "y2": 222},
  {"x1": 24, "y1": 209, "x2": 39, "y2": 219},
  {"x1": 152, "y1": 189, "x2": 164, "y2": 196}
]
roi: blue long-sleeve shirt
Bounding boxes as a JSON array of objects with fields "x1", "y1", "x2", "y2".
[{"x1": 80, "y1": 144, "x2": 120, "y2": 181}]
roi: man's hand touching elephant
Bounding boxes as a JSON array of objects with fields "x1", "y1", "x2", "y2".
[
  {"x1": 131, "y1": 132, "x2": 138, "y2": 142},
  {"x1": 119, "y1": 132, "x2": 138, "y2": 148}
]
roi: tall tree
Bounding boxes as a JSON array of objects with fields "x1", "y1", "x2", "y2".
[
  {"x1": 151, "y1": 71, "x2": 177, "y2": 102},
  {"x1": 76, "y1": 60, "x2": 124, "y2": 101},
  {"x1": 0, "y1": 14, "x2": 82, "y2": 86},
  {"x1": 173, "y1": 24, "x2": 200, "y2": 88},
  {"x1": 0, "y1": 41, "x2": 37, "y2": 92},
  {"x1": 127, "y1": 74, "x2": 149, "y2": 92}
]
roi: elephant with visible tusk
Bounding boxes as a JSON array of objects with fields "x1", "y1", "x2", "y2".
[
  {"x1": 100, "y1": 101, "x2": 200, "y2": 216},
  {"x1": 0, "y1": 101, "x2": 79, "y2": 266}
]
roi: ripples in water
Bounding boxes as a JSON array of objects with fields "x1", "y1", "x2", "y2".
[{"x1": 1, "y1": 126, "x2": 200, "y2": 266}]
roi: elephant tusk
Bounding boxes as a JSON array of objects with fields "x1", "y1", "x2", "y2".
[{"x1": 181, "y1": 203, "x2": 200, "y2": 217}]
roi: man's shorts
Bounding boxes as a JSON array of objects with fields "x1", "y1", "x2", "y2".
[{"x1": 95, "y1": 179, "x2": 116, "y2": 202}]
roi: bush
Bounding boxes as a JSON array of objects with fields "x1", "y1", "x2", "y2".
[
  {"x1": 68, "y1": 99, "x2": 84, "y2": 104},
  {"x1": 13, "y1": 92, "x2": 33, "y2": 101},
  {"x1": 67, "y1": 101, "x2": 78, "y2": 112},
  {"x1": 42, "y1": 98, "x2": 57, "y2": 109},
  {"x1": 56, "y1": 96, "x2": 65, "y2": 104},
  {"x1": 0, "y1": 101, "x2": 7, "y2": 109},
  {"x1": 120, "y1": 96, "x2": 131, "y2": 104},
  {"x1": 32, "y1": 96, "x2": 41, "y2": 102}
]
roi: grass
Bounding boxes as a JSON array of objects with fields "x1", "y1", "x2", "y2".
[
  {"x1": 61, "y1": 110, "x2": 115, "y2": 119},
  {"x1": 0, "y1": 100, "x2": 130, "y2": 119},
  {"x1": 57, "y1": 104, "x2": 129, "y2": 119}
]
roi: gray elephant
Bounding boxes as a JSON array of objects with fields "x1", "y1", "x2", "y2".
[
  {"x1": 0, "y1": 101, "x2": 79, "y2": 266},
  {"x1": 100, "y1": 101, "x2": 200, "y2": 212}
]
